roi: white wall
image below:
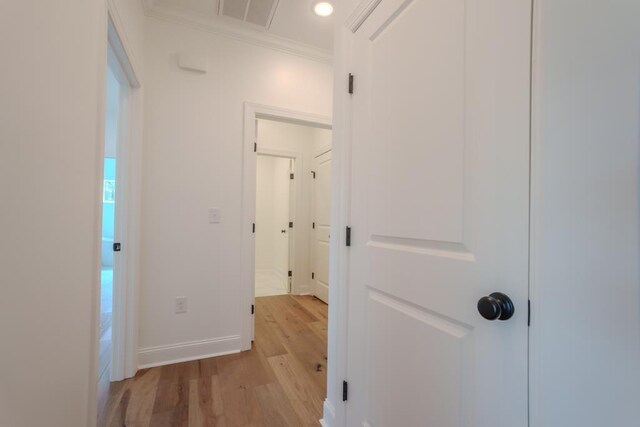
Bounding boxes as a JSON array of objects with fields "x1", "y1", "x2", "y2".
[
  {"x1": 0, "y1": 1, "x2": 145, "y2": 425},
  {"x1": 0, "y1": 1, "x2": 141, "y2": 426},
  {"x1": 530, "y1": 1, "x2": 640, "y2": 426},
  {"x1": 313, "y1": 126, "x2": 333, "y2": 155},
  {"x1": 139, "y1": 17, "x2": 333, "y2": 367}
]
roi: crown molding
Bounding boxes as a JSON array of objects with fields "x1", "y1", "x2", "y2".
[
  {"x1": 345, "y1": 0, "x2": 382, "y2": 33},
  {"x1": 141, "y1": 0, "x2": 333, "y2": 64}
]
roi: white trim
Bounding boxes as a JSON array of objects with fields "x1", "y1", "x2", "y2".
[
  {"x1": 142, "y1": 0, "x2": 332, "y2": 64},
  {"x1": 528, "y1": 0, "x2": 543, "y2": 424},
  {"x1": 107, "y1": 20, "x2": 140, "y2": 384},
  {"x1": 324, "y1": 9, "x2": 355, "y2": 426},
  {"x1": 92, "y1": 2, "x2": 144, "y2": 390},
  {"x1": 314, "y1": 282, "x2": 329, "y2": 304},
  {"x1": 314, "y1": 143, "x2": 332, "y2": 158},
  {"x1": 320, "y1": 399, "x2": 336, "y2": 427},
  {"x1": 89, "y1": 3, "x2": 144, "y2": 424},
  {"x1": 109, "y1": 66, "x2": 130, "y2": 382},
  {"x1": 107, "y1": 0, "x2": 142, "y2": 88},
  {"x1": 241, "y1": 102, "x2": 332, "y2": 351},
  {"x1": 345, "y1": 0, "x2": 383, "y2": 33},
  {"x1": 138, "y1": 336, "x2": 242, "y2": 369}
]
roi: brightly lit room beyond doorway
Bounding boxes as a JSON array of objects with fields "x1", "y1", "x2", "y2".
[
  {"x1": 254, "y1": 118, "x2": 332, "y2": 302},
  {"x1": 98, "y1": 66, "x2": 121, "y2": 388}
]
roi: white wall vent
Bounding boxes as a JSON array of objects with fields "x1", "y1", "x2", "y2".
[{"x1": 219, "y1": 0, "x2": 280, "y2": 29}]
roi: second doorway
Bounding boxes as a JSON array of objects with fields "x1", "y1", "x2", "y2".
[{"x1": 254, "y1": 118, "x2": 332, "y2": 301}]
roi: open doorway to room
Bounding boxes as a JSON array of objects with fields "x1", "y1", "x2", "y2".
[
  {"x1": 98, "y1": 54, "x2": 131, "y2": 412},
  {"x1": 98, "y1": 65, "x2": 120, "y2": 389},
  {"x1": 253, "y1": 118, "x2": 332, "y2": 302},
  {"x1": 255, "y1": 154, "x2": 295, "y2": 297},
  {"x1": 248, "y1": 112, "x2": 333, "y2": 422},
  {"x1": 96, "y1": 15, "x2": 142, "y2": 421}
]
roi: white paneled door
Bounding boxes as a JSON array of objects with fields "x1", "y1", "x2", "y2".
[
  {"x1": 312, "y1": 150, "x2": 332, "y2": 303},
  {"x1": 346, "y1": 0, "x2": 532, "y2": 426}
]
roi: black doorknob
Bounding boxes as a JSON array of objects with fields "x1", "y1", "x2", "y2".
[{"x1": 477, "y1": 292, "x2": 514, "y2": 321}]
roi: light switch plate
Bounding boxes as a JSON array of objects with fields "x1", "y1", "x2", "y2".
[{"x1": 209, "y1": 207, "x2": 221, "y2": 224}]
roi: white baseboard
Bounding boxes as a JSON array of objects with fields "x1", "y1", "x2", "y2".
[
  {"x1": 315, "y1": 281, "x2": 329, "y2": 303},
  {"x1": 321, "y1": 399, "x2": 336, "y2": 427},
  {"x1": 138, "y1": 335, "x2": 241, "y2": 369}
]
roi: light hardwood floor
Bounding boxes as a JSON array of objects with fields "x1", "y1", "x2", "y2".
[{"x1": 98, "y1": 295, "x2": 328, "y2": 427}]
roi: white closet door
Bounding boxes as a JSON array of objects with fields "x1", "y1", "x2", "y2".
[{"x1": 312, "y1": 150, "x2": 331, "y2": 303}]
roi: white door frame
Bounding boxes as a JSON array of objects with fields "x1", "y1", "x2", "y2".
[
  {"x1": 310, "y1": 148, "x2": 332, "y2": 304},
  {"x1": 319, "y1": 8, "x2": 356, "y2": 425},
  {"x1": 255, "y1": 148, "x2": 302, "y2": 296},
  {"x1": 106, "y1": 6, "x2": 142, "y2": 383},
  {"x1": 241, "y1": 102, "x2": 331, "y2": 351},
  {"x1": 92, "y1": 1, "x2": 143, "y2": 408}
]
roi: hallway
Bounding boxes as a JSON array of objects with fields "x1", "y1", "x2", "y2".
[{"x1": 98, "y1": 295, "x2": 328, "y2": 426}]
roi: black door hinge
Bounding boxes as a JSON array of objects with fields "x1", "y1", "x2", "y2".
[
  {"x1": 252, "y1": 223, "x2": 255, "y2": 233},
  {"x1": 312, "y1": 222, "x2": 315, "y2": 229},
  {"x1": 311, "y1": 171, "x2": 316, "y2": 179},
  {"x1": 251, "y1": 304, "x2": 255, "y2": 315},
  {"x1": 288, "y1": 270, "x2": 293, "y2": 277},
  {"x1": 254, "y1": 142, "x2": 257, "y2": 152},
  {"x1": 312, "y1": 272, "x2": 315, "y2": 280},
  {"x1": 289, "y1": 221, "x2": 293, "y2": 228},
  {"x1": 346, "y1": 226, "x2": 351, "y2": 247},
  {"x1": 528, "y1": 299, "x2": 531, "y2": 327},
  {"x1": 113, "y1": 242, "x2": 121, "y2": 252},
  {"x1": 348, "y1": 73, "x2": 354, "y2": 94},
  {"x1": 290, "y1": 173, "x2": 294, "y2": 179},
  {"x1": 342, "y1": 380, "x2": 348, "y2": 401}
]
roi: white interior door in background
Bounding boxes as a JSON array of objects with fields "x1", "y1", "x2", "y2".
[
  {"x1": 312, "y1": 150, "x2": 331, "y2": 303},
  {"x1": 255, "y1": 155, "x2": 292, "y2": 297},
  {"x1": 345, "y1": 0, "x2": 532, "y2": 425}
]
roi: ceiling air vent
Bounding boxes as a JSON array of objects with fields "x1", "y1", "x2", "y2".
[{"x1": 219, "y1": 0, "x2": 280, "y2": 29}]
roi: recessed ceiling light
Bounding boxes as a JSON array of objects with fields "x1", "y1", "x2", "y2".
[{"x1": 313, "y1": 1, "x2": 334, "y2": 17}]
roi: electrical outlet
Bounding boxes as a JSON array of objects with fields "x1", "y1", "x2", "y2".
[
  {"x1": 209, "y1": 207, "x2": 221, "y2": 224},
  {"x1": 175, "y1": 296, "x2": 188, "y2": 314}
]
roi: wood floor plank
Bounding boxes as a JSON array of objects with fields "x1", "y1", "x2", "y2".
[
  {"x1": 293, "y1": 296, "x2": 328, "y2": 321},
  {"x1": 267, "y1": 354, "x2": 325, "y2": 424},
  {"x1": 151, "y1": 379, "x2": 190, "y2": 426},
  {"x1": 97, "y1": 379, "x2": 129, "y2": 427},
  {"x1": 189, "y1": 376, "x2": 227, "y2": 427},
  {"x1": 254, "y1": 382, "x2": 303, "y2": 427},
  {"x1": 307, "y1": 321, "x2": 328, "y2": 346},
  {"x1": 124, "y1": 368, "x2": 161, "y2": 426},
  {"x1": 97, "y1": 295, "x2": 327, "y2": 427},
  {"x1": 254, "y1": 307, "x2": 288, "y2": 357}
]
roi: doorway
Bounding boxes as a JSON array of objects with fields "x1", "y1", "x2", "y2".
[
  {"x1": 251, "y1": 117, "x2": 332, "y2": 305},
  {"x1": 98, "y1": 65, "x2": 121, "y2": 388},
  {"x1": 248, "y1": 112, "x2": 333, "y2": 421},
  {"x1": 255, "y1": 154, "x2": 295, "y2": 296},
  {"x1": 96, "y1": 14, "x2": 142, "y2": 418}
]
